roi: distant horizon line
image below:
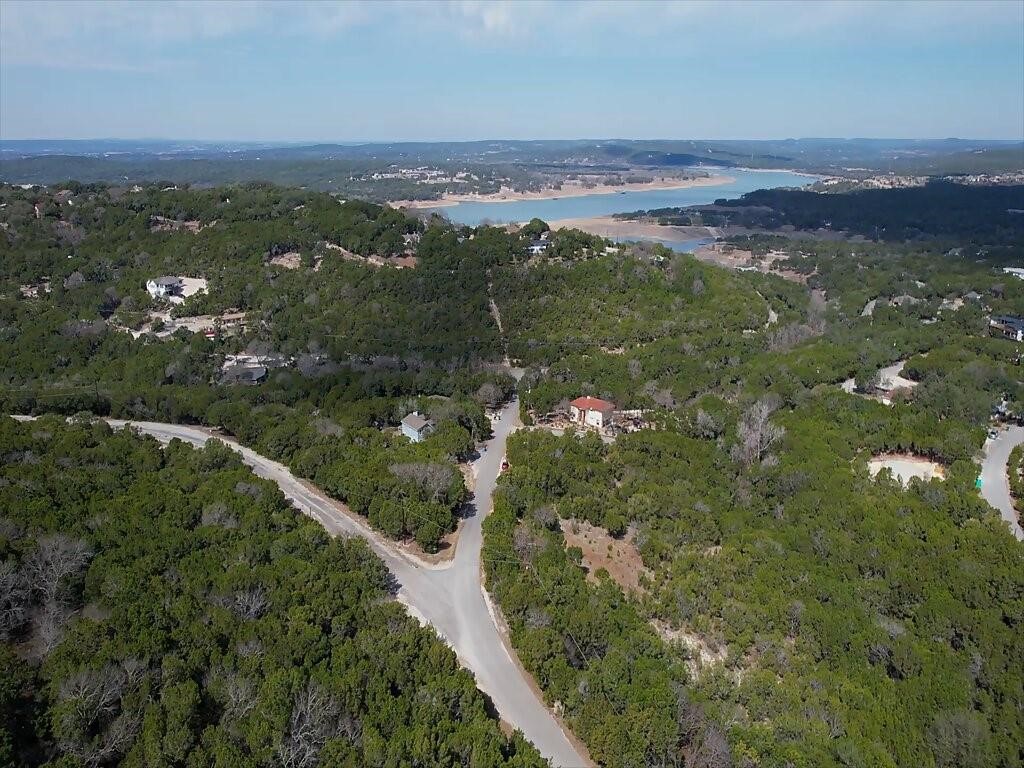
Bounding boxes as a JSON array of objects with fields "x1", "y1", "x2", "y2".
[{"x1": 2, "y1": 136, "x2": 1023, "y2": 145}]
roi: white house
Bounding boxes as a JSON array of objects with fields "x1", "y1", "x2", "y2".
[
  {"x1": 146, "y1": 276, "x2": 183, "y2": 299},
  {"x1": 1003, "y1": 267, "x2": 1024, "y2": 281},
  {"x1": 527, "y1": 240, "x2": 551, "y2": 256},
  {"x1": 401, "y1": 412, "x2": 435, "y2": 443},
  {"x1": 569, "y1": 396, "x2": 615, "y2": 429}
]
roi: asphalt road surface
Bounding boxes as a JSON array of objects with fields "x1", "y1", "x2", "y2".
[
  {"x1": 16, "y1": 405, "x2": 589, "y2": 766},
  {"x1": 980, "y1": 425, "x2": 1024, "y2": 541}
]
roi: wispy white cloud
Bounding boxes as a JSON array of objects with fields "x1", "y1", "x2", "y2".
[
  {"x1": 1, "y1": 0, "x2": 1020, "y2": 72},
  {"x1": 444, "y1": 0, "x2": 539, "y2": 38},
  {"x1": 0, "y1": 0, "x2": 375, "y2": 71}
]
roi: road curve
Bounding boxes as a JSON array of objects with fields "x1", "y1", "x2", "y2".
[
  {"x1": 980, "y1": 425, "x2": 1024, "y2": 541},
  {"x1": 10, "y1": 407, "x2": 589, "y2": 767}
]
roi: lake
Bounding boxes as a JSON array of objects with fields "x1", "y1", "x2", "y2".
[{"x1": 428, "y1": 168, "x2": 817, "y2": 227}]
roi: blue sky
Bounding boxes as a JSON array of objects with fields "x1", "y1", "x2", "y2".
[{"x1": 1, "y1": 0, "x2": 1022, "y2": 141}]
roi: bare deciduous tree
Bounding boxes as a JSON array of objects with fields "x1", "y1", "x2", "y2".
[
  {"x1": 694, "y1": 409, "x2": 723, "y2": 439},
  {"x1": 525, "y1": 606, "x2": 551, "y2": 629},
  {"x1": 531, "y1": 504, "x2": 558, "y2": 530},
  {"x1": 927, "y1": 709, "x2": 990, "y2": 768},
  {"x1": 388, "y1": 462, "x2": 454, "y2": 503},
  {"x1": 222, "y1": 672, "x2": 258, "y2": 724},
  {"x1": 21, "y1": 535, "x2": 92, "y2": 655},
  {"x1": 277, "y1": 683, "x2": 359, "y2": 768},
  {"x1": 787, "y1": 600, "x2": 805, "y2": 638},
  {"x1": 766, "y1": 322, "x2": 817, "y2": 352},
  {"x1": 642, "y1": 380, "x2": 677, "y2": 409},
  {"x1": 56, "y1": 660, "x2": 146, "y2": 766},
  {"x1": 236, "y1": 638, "x2": 264, "y2": 658},
  {"x1": 821, "y1": 707, "x2": 844, "y2": 739},
  {"x1": 94, "y1": 710, "x2": 142, "y2": 764},
  {"x1": 731, "y1": 398, "x2": 786, "y2": 468},
  {"x1": 512, "y1": 523, "x2": 544, "y2": 564},
  {"x1": 689, "y1": 723, "x2": 733, "y2": 768},
  {"x1": 34, "y1": 602, "x2": 71, "y2": 655},
  {"x1": 473, "y1": 381, "x2": 504, "y2": 409},
  {"x1": 0, "y1": 518, "x2": 24, "y2": 541},
  {"x1": 233, "y1": 586, "x2": 268, "y2": 620},
  {"x1": 673, "y1": 684, "x2": 706, "y2": 740},
  {"x1": 201, "y1": 501, "x2": 238, "y2": 529},
  {"x1": 24, "y1": 534, "x2": 92, "y2": 605}
]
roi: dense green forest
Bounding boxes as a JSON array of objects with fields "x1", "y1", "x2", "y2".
[
  {"x1": 617, "y1": 181, "x2": 1024, "y2": 243},
  {"x1": 485, "y1": 405, "x2": 1022, "y2": 767},
  {"x1": 481, "y1": 219, "x2": 1024, "y2": 766},
  {"x1": 0, "y1": 417, "x2": 544, "y2": 767},
  {"x1": 3, "y1": 180, "x2": 1024, "y2": 767},
  {"x1": 0, "y1": 182, "x2": 524, "y2": 551}
]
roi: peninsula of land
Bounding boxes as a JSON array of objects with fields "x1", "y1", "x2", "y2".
[{"x1": 394, "y1": 174, "x2": 734, "y2": 208}]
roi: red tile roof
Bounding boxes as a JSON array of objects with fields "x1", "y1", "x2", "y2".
[{"x1": 570, "y1": 396, "x2": 615, "y2": 412}]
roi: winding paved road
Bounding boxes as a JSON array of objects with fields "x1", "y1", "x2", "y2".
[
  {"x1": 980, "y1": 425, "x2": 1024, "y2": 541},
  {"x1": 12, "y1": 405, "x2": 589, "y2": 766}
]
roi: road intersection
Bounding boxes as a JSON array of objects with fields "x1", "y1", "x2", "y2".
[{"x1": 24, "y1": 404, "x2": 589, "y2": 767}]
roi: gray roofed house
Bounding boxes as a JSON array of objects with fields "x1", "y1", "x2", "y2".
[
  {"x1": 220, "y1": 364, "x2": 267, "y2": 386},
  {"x1": 401, "y1": 412, "x2": 434, "y2": 442},
  {"x1": 990, "y1": 315, "x2": 1024, "y2": 342},
  {"x1": 890, "y1": 294, "x2": 921, "y2": 307}
]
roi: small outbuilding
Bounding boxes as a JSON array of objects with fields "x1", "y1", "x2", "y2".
[
  {"x1": 569, "y1": 396, "x2": 615, "y2": 429},
  {"x1": 401, "y1": 412, "x2": 435, "y2": 443}
]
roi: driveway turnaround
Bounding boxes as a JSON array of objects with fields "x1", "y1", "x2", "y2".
[
  {"x1": 979, "y1": 425, "x2": 1024, "y2": 541},
  {"x1": 17, "y1": 405, "x2": 589, "y2": 767}
]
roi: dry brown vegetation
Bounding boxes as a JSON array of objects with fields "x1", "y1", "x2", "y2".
[{"x1": 559, "y1": 518, "x2": 651, "y2": 595}]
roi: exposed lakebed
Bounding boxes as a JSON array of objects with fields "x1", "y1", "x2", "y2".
[{"x1": 428, "y1": 168, "x2": 817, "y2": 231}]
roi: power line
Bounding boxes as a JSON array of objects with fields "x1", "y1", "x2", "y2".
[{"x1": 480, "y1": 549, "x2": 600, "y2": 676}]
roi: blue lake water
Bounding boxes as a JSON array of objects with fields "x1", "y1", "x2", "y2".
[
  {"x1": 428, "y1": 168, "x2": 817, "y2": 227},
  {"x1": 613, "y1": 235, "x2": 715, "y2": 252}
]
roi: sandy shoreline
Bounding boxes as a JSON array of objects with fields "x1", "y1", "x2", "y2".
[
  {"x1": 549, "y1": 215, "x2": 717, "y2": 242},
  {"x1": 392, "y1": 174, "x2": 734, "y2": 209}
]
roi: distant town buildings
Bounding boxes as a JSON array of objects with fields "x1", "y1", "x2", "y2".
[
  {"x1": 401, "y1": 412, "x2": 435, "y2": 443},
  {"x1": 361, "y1": 166, "x2": 478, "y2": 184},
  {"x1": 815, "y1": 171, "x2": 1024, "y2": 192}
]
